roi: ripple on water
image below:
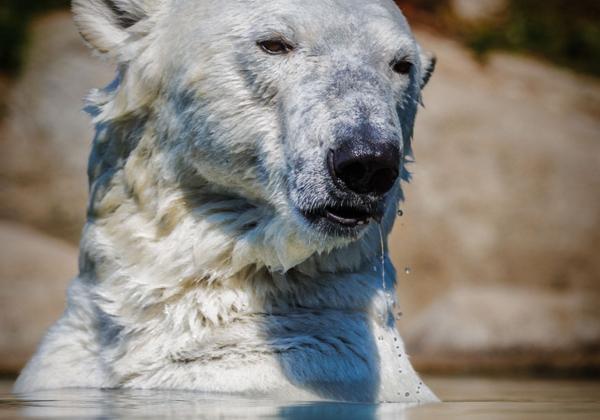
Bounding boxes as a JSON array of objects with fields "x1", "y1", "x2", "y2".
[{"x1": 1, "y1": 377, "x2": 599, "y2": 419}]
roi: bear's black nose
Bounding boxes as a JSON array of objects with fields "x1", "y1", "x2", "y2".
[{"x1": 329, "y1": 141, "x2": 400, "y2": 196}]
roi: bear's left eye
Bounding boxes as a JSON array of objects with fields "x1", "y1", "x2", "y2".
[{"x1": 258, "y1": 39, "x2": 294, "y2": 55}]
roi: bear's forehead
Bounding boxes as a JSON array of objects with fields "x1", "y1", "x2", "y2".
[
  {"x1": 164, "y1": 0, "x2": 418, "y2": 66},
  {"x1": 251, "y1": 0, "x2": 405, "y2": 21},
  {"x1": 173, "y1": 0, "x2": 413, "y2": 41},
  {"x1": 251, "y1": 0, "x2": 410, "y2": 35}
]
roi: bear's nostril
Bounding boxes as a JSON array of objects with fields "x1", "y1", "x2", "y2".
[
  {"x1": 337, "y1": 161, "x2": 367, "y2": 184},
  {"x1": 329, "y1": 142, "x2": 400, "y2": 196},
  {"x1": 369, "y1": 167, "x2": 398, "y2": 195}
]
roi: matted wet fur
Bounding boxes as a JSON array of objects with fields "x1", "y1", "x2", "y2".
[{"x1": 15, "y1": 0, "x2": 436, "y2": 402}]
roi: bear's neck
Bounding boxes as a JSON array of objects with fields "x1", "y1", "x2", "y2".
[{"x1": 79, "y1": 119, "x2": 397, "y2": 332}]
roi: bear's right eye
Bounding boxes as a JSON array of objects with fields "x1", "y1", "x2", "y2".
[
  {"x1": 391, "y1": 59, "x2": 412, "y2": 75},
  {"x1": 258, "y1": 39, "x2": 294, "y2": 55}
]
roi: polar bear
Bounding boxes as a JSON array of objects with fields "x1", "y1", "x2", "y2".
[{"x1": 15, "y1": 0, "x2": 436, "y2": 403}]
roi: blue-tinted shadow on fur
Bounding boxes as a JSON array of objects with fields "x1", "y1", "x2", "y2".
[{"x1": 258, "y1": 258, "x2": 385, "y2": 403}]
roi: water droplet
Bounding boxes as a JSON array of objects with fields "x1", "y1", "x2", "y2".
[
  {"x1": 393, "y1": 337, "x2": 398, "y2": 341},
  {"x1": 377, "y1": 336, "x2": 383, "y2": 341},
  {"x1": 372, "y1": 265, "x2": 377, "y2": 272},
  {"x1": 405, "y1": 392, "x2": 410, "y2": 397},
  {"x1": 398, "y1": 369, "x2": 402, "y2": 373},
  {"x1": 397, "y1": 209, "x2": 404, "y2": 217},
  {"x1": 404, "y1": 266, "x2": 411, "y2": 275},
  {"x1": 398, "y1": 353, "x2": 402, "y2": 357}
]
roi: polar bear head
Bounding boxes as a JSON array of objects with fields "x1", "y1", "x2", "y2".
[{"x1": 74, "y1": 0, "x2": 434, "y2": 271}]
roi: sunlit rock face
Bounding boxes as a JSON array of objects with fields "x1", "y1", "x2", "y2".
[
  {"x1": 0, "y1": 12, "x2": 113, "y2": 242},
  {"x1": 0, "y1": 221, "x2": 77, "y2": 372},
  {"x1": 393, "y1": 31, "x2": 600, "y2": 370},
  {"x1": 451, "y1": 0, "x2": 507, "y2": 21}
]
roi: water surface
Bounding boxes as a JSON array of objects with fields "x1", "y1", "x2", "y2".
[{"x1": 1, "y1": 376, "x2": 598, "y2": 419}]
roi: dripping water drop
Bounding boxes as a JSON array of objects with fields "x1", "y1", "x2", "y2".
[{"x1": 404, "y1": 266, "x2": 411, "y2": 275}]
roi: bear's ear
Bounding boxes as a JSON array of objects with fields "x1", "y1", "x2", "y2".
[
  {"x1": 419, "y1": 50, "x2": 436, "y2": 89},
  {"x1": 72, "y1": 0, "x2": 154, "y2": 56}
]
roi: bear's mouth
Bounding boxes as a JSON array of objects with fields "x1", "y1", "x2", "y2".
[{"x1": 301, "y1": 205, "x2": 380, "y2": 229}]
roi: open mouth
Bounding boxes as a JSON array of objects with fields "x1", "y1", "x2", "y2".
[
  {"x1": 301, "y1": 205, "x2": 379, "y2": 229},
  {"x1": 323, "y1": 206, "x2": 373, "y2": 227}
]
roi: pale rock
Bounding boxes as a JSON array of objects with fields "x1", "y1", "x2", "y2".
[
  {"x1": 451, "y1": 0, "x2": 506, "y2": 21},
  {"x1": 0, "y1": 221, "x2": 77, "y2": 372},
  {"x1": 0, "y1": 12, "x2": 113, "y2": 242}
]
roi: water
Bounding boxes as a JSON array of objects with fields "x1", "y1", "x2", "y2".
[
  {"x1": 378, "y1": 225, "x2": 386, "y2": 292},
  {"x1": 1, "y1": 376, "x2": 598, "y2": 419},
  {"x1": 378, "y1": 224, "x2": 394, "y2": 320}
]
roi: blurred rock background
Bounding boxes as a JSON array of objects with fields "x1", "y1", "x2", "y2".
[{"x1": 0, "y1": 0, "x2": 599, "y2": 376}]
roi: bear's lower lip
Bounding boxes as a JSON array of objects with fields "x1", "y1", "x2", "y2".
[
  {"x1": 301, "y1": 205, "x2": 375, "y2": 229},
  {"x1": 323, "y1": 209, "x2": 371, "y2": 227}
]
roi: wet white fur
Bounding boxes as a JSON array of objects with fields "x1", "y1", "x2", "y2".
[{"x1": 15, "y1": 0, "x2": 437, "y2": 403}]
